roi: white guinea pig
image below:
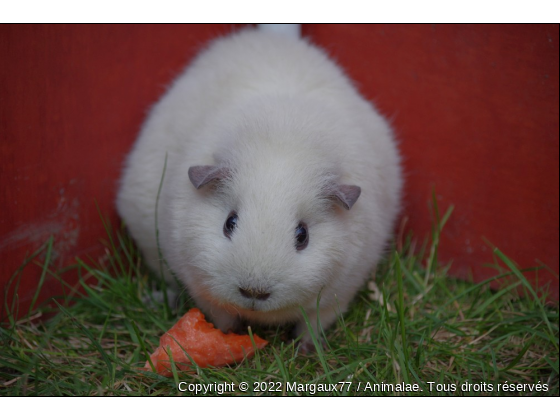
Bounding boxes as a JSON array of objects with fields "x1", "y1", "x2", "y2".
[{"x1": 117, "y1": 27, "x2": 402, "y2": 351}]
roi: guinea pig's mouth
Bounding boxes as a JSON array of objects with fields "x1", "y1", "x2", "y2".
[
  {"x1": 230, "y1": 295, "x2": 300, "y2": 316},
  {"x1": 235, "y1": 299, "x2": 269, "y2": 312},
  {"x1": 226, "y1": 296, "x2": 281, "y2": 314}
]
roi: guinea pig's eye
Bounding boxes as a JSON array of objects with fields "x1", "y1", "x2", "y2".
[
  {"x1": 223, "y1": 212, "x2": 238, "y2": 239},
  {"x1": 295, "y1": 222, "x2": 309, "y2": 251}
]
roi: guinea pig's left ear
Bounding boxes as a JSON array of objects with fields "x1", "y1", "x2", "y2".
[
  {"x1": 326, "y1": 183, "x2": 361, "y2": 210},
  {"x1": 188, "y1": 165, "x2": 231, "y2": 189}
]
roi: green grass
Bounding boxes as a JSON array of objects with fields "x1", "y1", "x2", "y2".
[{"x1": 1, "y1": 209, "x2": 558, "y2": 396}]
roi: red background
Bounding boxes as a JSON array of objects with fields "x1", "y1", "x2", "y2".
[{"x1": 1, "y1": 24, "x2": 558, "y2": 319}]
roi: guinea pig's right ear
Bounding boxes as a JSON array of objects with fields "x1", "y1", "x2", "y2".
[
  {"x1": 188, "y1": 165, "x2": 231, "y2": 189},
  {"x1": 326, "y1": 183, "x2": 361, "y2": 210}
]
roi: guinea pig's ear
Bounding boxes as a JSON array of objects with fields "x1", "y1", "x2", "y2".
[
  {"x1": 326, "y1": 183, "x2": 361, "y2": 210},
  {"x1": 188, "y1": 165, "x2": 230, "y2": 189}
]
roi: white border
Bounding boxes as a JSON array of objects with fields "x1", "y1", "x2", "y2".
[
  {"x1": 1, "y1": 1, "x2": 560, "y2": 23},
  {"x1": 1, "y1": 397, "x2": 558, "y2": 418}
]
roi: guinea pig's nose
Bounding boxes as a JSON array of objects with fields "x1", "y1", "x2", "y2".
[{"x1": 238, "y1": 287, "x2": 271, "y2": 301}]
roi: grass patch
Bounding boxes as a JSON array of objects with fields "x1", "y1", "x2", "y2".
[{"x1": 0, "y1": 212, "x2": 558, "y2": 396}]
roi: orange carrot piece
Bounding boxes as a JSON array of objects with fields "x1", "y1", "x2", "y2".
[{"x1": 144, "y1": 308, "x2": 267, "y2": 376}]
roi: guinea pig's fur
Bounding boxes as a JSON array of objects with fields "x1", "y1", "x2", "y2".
[{"x1": 117, "y1": 28, "x2": 402, "y2": 350}]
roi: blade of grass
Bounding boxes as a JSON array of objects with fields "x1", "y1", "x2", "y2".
[
  {"x1": 27, "y1": 236, "x2": 54, "y2": 318},
  {"x1": 4, "y1": 239, "x2": 50, "y2": 325},
  {"x1": 395, "y1": 251, "x2": 409, "y2": 363},
  {"x1": 299, "y1": 307, "x2": 332, "y2": 383},
  {"x1": 155, "y1": 153, "x2": 171, "y2": 318},
  {"x1": 95, "y1": 200, "x2": 126, "y2": 278}
]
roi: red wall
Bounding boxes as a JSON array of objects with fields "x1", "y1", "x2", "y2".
[{"x1": 1, "y1": 24, "x2": 558, "y2": 319}]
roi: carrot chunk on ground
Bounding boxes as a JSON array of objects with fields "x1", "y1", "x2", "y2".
[{"x1": 144, "y1": 308, "x2": 267, "y2": 376}]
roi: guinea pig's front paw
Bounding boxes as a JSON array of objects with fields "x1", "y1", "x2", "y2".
[
  {"x1": 298, "y1": 338, "x2": 316, "y2": 354},
  {"x1": 296, "y1": 336, "x2": 327, "y2": 354},
  {"x1": 209, "y1": 308, "x2": 243, "y2": 334},
  {"x1": 142, "y1": 289, "x2": 179, "y2": 310},
  {"x1": 291, "y1": 326, "x2": 326, "y2": 355}
]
